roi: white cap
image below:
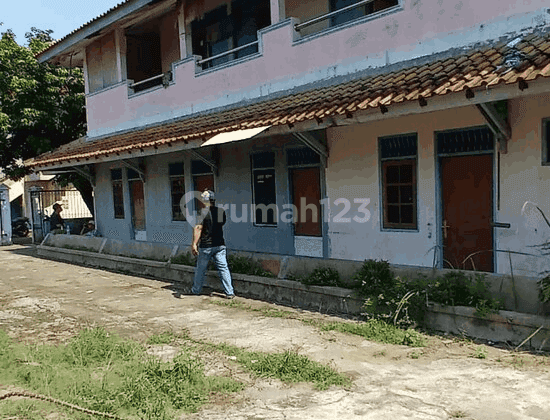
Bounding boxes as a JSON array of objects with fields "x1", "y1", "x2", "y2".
[{"x1": 200, "y1": 190, "x2": 215, "y2": 202}]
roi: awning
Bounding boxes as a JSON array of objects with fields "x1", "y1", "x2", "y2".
[{"x1": 201, "y1": 126, "x2": 271, "y2": 147}]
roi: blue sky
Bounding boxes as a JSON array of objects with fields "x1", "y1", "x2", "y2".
[{"x1": 2, "y1": 0, "x2": 120, "y2": 46}]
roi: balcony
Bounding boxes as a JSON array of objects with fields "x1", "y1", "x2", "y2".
[{"x1": 83, "y1": 0, "x2": 539, "y2": 137}]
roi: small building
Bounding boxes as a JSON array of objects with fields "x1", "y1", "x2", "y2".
[{"x1": 31, "y1": 0, "x2": 550, "y2": 279}]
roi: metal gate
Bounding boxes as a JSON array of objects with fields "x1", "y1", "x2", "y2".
[{"x1": 30, "y1": 189, "x2": 93, "y2": 243}]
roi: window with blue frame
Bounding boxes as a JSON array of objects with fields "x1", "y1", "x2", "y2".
[
  {"x1": 543, "y1": 118, "x2": 550, "y2": 165},
  {"x1": 252, "y1": 152, "x2": 277, "y2": 226},
  {"x1": 111, "y1": 169, "x2": 125, "y2": 219},
  {"x1": 169, "y1": 162, "x2": 185, "y2": 221},
  {"x1": 330, "y1": 0, "x2": 398, "y2": 27},
  {"x1": 379, "y1": 133, "x2": 417, "y2": 230},
  {"x1": 191, "y1": 0, "x2": 270, "y2": 70}
]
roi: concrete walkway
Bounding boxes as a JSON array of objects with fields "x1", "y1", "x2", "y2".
[{"x1": 1, "y1": 244, "x2": 549, "y2": 420}]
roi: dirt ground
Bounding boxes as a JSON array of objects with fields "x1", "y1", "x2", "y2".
[{"x1": 1, "y1": 244, "x2": 550, "y2": 420}]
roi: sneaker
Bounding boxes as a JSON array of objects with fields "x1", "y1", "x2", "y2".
[{"x1": 224, "y1": 294, "x2": 235, "y2": 300}]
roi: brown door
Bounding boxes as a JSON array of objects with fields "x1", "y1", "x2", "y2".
[
  {"x1": 441, "y1": 154, "x2": 493, "y2": 272},
  {"x1": 194, "y1": 175, "x2": 214, "y2": 193},
  {"x1": 129, "y1": 179, "x2": 146, "y2": 231},
  {"x1": 193, "y1": 174, "x2": 214, "y2": 213},
  {"x1": 291, "y1": 167, "x2": 322, "y2": 236}
]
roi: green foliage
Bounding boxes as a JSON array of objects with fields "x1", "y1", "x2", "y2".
[
  {"x1": 227, "y1": 255, "x2": 275, "y2": 278},
  {"x1": 296, "y1": 267, "x2": 345, "y2": 288},
  {"x1": 349, "y1": 260, "x2": 502, "y2": 326},
  {"x1": 320, "y1": 320, "x2": 426, "y2": 347},
  {"x1": 538, "y1": 274, "x2": 550, "y2": 303},
  {"x1": 216, "y1": 344, "x2": 350, "y2": 390},
  {"x1": 470, "y1": 346, "x2": 488, "y2": 359},
  {"x1": 0, "y1": 27, "x2": 85, "y2": 179},
  {"x1": 171, "y1": 252, "x2": 197, "y2": 266},
  {"x1": 0, "y1": 327, "x2": 242, "y2": 419},
  {"x1": 147, "y1": 331, "x2": 176, "y2": 345}
]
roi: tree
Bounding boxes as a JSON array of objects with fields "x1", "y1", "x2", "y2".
[{"x1": 0, "y1": 25, "x2": 92, "y2": 213}]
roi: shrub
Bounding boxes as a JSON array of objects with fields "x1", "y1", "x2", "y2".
[
  {"x1": 171, "y1": 253, "x2": 196, "y2": 266},
  {"x1": 298, "y1": 267, "x2": 344, "y2": 288},
  {"x1": 538, "y1": 274, "x2": 550, "y2": 303},
  {"x1": 227, "y1": 255, "x2": 275, "y2": 278}
]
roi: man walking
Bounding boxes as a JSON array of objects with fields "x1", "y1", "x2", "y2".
[{"x1": 191, "y1": 190, "x2": 235, "y2": 299}]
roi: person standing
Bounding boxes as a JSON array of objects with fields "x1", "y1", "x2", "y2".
[
  {"x1": 191, "y1": 190, "x2": 235, "y2": 299},
  {"x1": 49, "y1": 203, "x2": 65, "y2": 233}
]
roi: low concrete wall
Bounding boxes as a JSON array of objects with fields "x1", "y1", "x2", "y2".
[
  {"x1": 424, "y1": 303, "x2": 550, "y2": 351},
  {"x1": 40, "y1": 234, "x2": 548, "y2": 316},
  {"x1": 36, "y1": 244, "x2": 364, "y2": 316},
  {"x1": 36, "y1": 240, "x2": 550, "y2": 350}
]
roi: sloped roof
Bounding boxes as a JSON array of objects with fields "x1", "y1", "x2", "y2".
[
  {"x1": 31, "y1": 29, "x2": 550, "y2": 168},
  {"x1": 36, "y1": 1, "x2": 131, "y2": 58}
]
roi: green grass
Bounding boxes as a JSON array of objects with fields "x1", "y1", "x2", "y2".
[
  {"x1": 0, "y1": 326, "x2": 352, "y2": 419},
  {"x1": 146, "y1": 331, "x2": 177, "y2": 345},
  {"x1": 214, "y1": 343, "x2": 351, "y2": 391},
  {"x1": 0, "y1": 328, "x2": 242, "y2": 419},
  {"x1": 318, "y1": 320, "x2": 426, "y2": 347},
  {"x1": 213, "y1": 300, "x2": 427, "y2": 347}
]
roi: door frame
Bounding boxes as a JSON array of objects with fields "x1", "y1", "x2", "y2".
[
  {"x1": 435, "y1": 126, "x2": 496, "y2": 271},
  {"x1": 285, "y1": 144, "x2": 328, "y2": 258}
]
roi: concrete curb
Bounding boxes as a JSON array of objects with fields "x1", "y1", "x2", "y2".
[
  {"x1": 36, "y1": 244, "x2": 550, "y2": 350},
  {"x1": 36, "y1": 244, "x2": 364, "y2": 315}
]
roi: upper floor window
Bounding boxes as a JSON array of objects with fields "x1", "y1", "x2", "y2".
[
  {"x1": 191, "y1": 0, "x2": 270, "y2": 70},
  {"x1": 330, "y1": 0, "x2": 398, "y2": 27},
  {"x1": 543, "y1": 118, "x2": 550, "y2": 165},
  {"x1": 111, "y1": 169, "x2": 125, "y2": 219},
  {"x1": 379, "y1": 134, "x2": 417, "y2": 230},
  {"x1": 169, "y1": 162, "x2": 186, "y2": 221},
  {"x1": 252, "y1": 152, "x2": 277, "y2": 226},
  {"x1": 126, "y1": 11, "x2": 179, "y2": 93}
]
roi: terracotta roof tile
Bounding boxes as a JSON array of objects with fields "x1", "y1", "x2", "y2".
[{"x1": 32, "y1": 29, "x2": 550, "y2": 167}]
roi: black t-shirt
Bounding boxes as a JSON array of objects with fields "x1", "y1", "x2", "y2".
[
  {"x1": 198, "y1": 206, "x2": 226, "y2": 248},
  {"x1": 50, "y1": 212, "x2": 64, "y2": 231}
]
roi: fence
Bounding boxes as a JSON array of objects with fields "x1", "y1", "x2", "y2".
[{"x1": 30, "y1": 189, "x2": 93, "y2": 243}]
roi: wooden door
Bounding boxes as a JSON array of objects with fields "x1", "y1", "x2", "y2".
[
  {"x1": 441, "y1": 154, "x2": 493, "y2": 272},
  {"x1": 193, "y1": 174, "x2": 214, "y2": 212},
  {"x1": 129, "y1": 179, "x2": 145, "y2": 231},
  {"x1": 291, "y1": 167, "x2": 321, "y2": 237}
]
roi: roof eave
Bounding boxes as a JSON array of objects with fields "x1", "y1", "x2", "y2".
[{"x1": 36, "y1": 0, "x2": 158, "y2": 64}]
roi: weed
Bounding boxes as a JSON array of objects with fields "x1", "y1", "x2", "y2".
[
  {"x1": 319, "y1": 320, "x2": 426, "y2": 347},
  {"x1": 171, "y1": 253, "x2": 196, "y2": 266},
  {"x1": 373, "y1": 350, "x2": 386, "y2": 357},
  {"x1": 147, "y1": 331, "x2": 176, "y2": 345},
  {"x1": 409, "y1": 351, "x2": 422, "y2": 359},
  {"x1": 0, "y1": 327, "x2": 242, "y2": 419},
  {"x1": 215, "y1": 344, "x2": 350, "y2": 390},
  {"x1": 538, "y1": 275, "x2": 550, "y2": 303},
  {"x1": 450, "y1": 410, "x2": 468, "y2": 418},
  {"x1": 227, "y1": 255, "x2": 275, "y2": 278},
  {"x1": 296, "y1": 267, "x2": 345, "y2": 288},
  {"x1": 470, "y1": 346, "x2": 488, "y2": 359}
]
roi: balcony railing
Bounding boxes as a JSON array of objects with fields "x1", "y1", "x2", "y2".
[
  {"x1": 295, "y1": 0, "x2": 390, "y2": 32},
  {"x1": 196, "y1": 40, "x2": 260, "y2": 70},
  {"x1": 128, "y1": 71, "x2": 172, "y2": 94}
]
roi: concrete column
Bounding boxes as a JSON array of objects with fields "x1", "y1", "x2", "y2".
[
  {"x1": 0, "y1": 184, "x2": 12, "y2": 245},
  {"x1": 82, "y1": 51, "x2": 90, "y2": 95},
  {"x1": 114, "y1": 27, "x2": 127, "y2": 82},
  {"x1": 270, "y1": 0, "x2": 286, "y2": 24},
  {"x1": 28, "y1": 186, "x2": 44, "y2": 244},
  {"x1": 177, "y1": 1, "x2": 192, "y2": 59}
]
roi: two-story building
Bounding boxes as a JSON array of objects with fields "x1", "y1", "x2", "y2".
[{"x1": 31, "y1": 0, "x2": 550, "y2": 278}]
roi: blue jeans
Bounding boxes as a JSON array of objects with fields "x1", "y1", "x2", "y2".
[{"x1": 192, "y1": 246, "x2": 234, "y2": 296}]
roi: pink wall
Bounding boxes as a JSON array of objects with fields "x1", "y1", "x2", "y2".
[{"x1": 86, "y1": 0, "x2": 549, "y2": 135}]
